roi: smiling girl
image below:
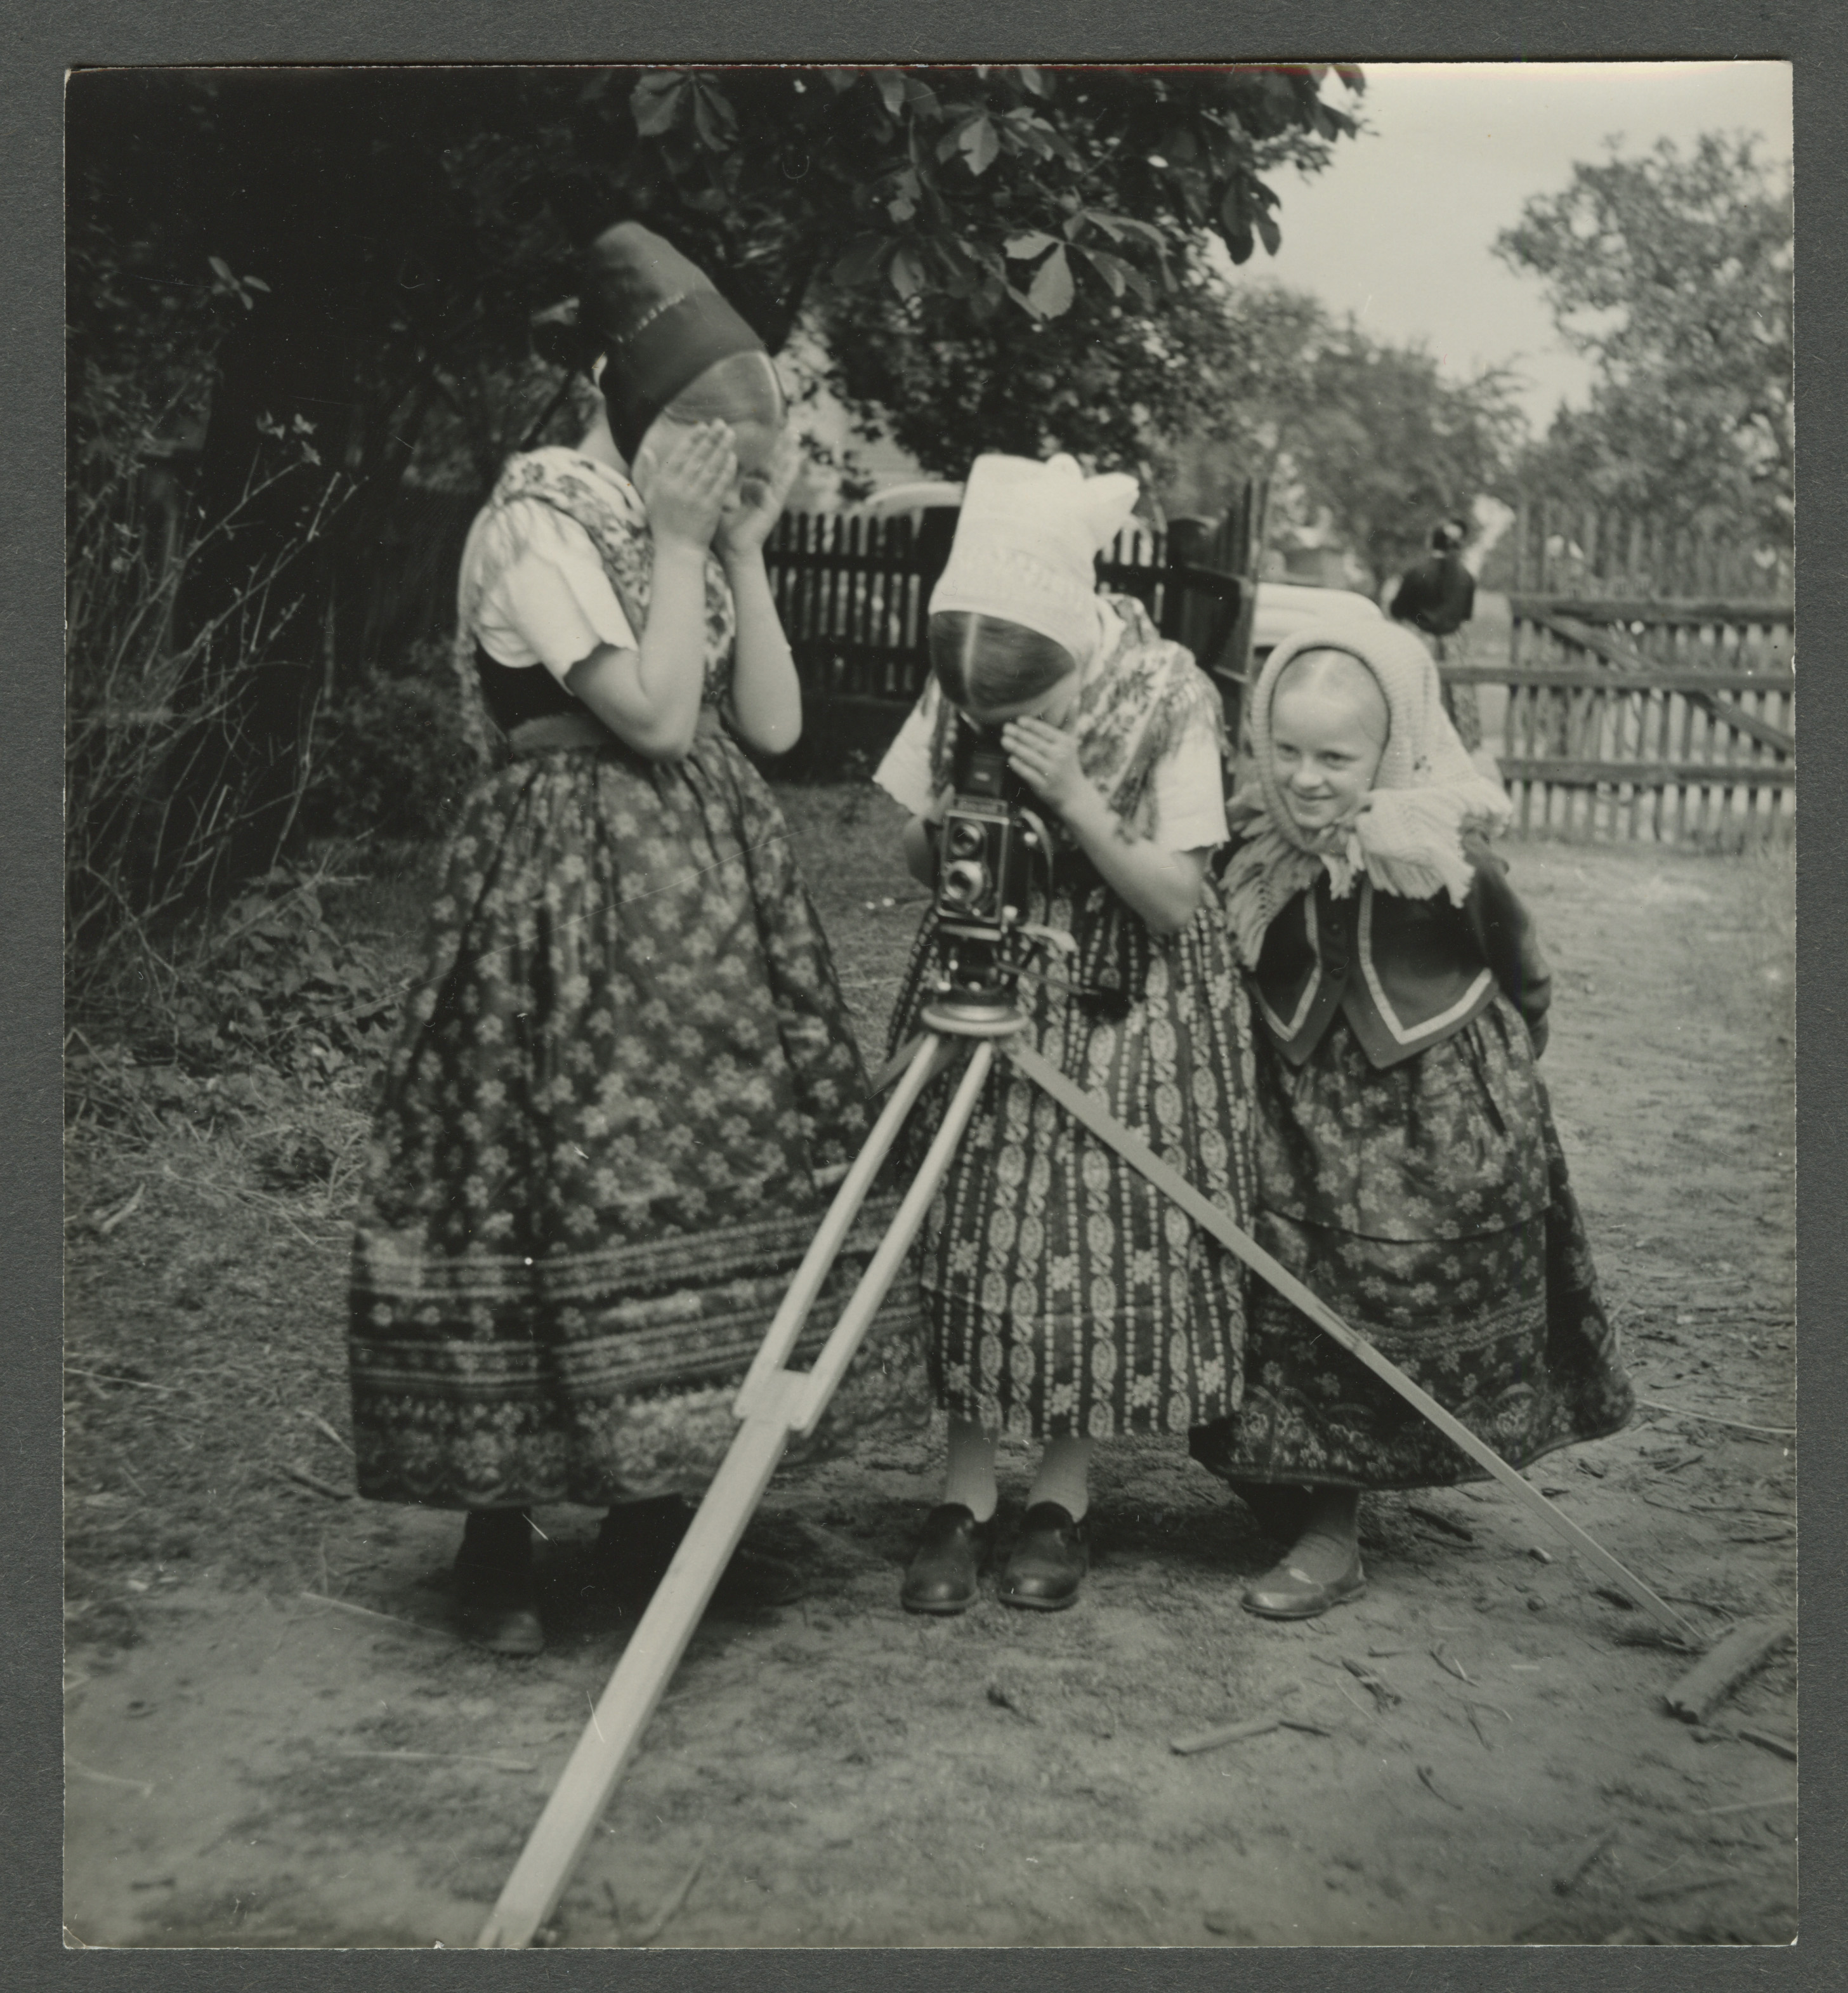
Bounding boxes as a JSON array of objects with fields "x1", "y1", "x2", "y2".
[{"x1": 1191, "y1": 624, "x2": 1632, "y2": 1619}]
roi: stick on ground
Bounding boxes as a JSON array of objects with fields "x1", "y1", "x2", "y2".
[{"x1": 1663, "y1": 1619, "x2": 1793, "y2": 1725}]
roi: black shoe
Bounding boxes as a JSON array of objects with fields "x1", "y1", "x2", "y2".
[
  {"x1": 596, "y1": 1497, "x2": 804, "y2": 1612},
  {"x1": 1240, "y1": 1544, "x2": 1366, "y2": 1621},
  {"x1": 1228, "y1": 1479, "x2": 1316, "y2": 1544},
  {"x1": 901, "y1": 1503, "x2": 997, "y2": 1615},
  {"x1": 455, "y1": 1510, "x2": 544, "y2": 1657},
  {"x1": 997, "y1": 1502, "x2": 1089, "y2": 1612}
]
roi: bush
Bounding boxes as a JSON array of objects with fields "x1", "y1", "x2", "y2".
[
  {"x1": 66, "y1": 865, "x2": 406, "y2": 1144},
  {"x1": 66, "y1": 357, "x2": 344, "y2": 1010},
  {"x1": 302, "y1": 641, "x2": 484, "y2": 842}
]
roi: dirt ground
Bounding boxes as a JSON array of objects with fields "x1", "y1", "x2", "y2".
[{"x1": 62, "y1": 789, "x2": 1796, "y2": 1950}]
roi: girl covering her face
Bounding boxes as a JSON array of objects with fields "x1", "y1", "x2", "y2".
[{"x1": 348, "y1": 223, "x2": 894, "y2": 1656}]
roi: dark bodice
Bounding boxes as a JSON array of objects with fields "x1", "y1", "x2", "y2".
[{"x1": 475, "y1": 645, "x2": 582, "y2": 733}]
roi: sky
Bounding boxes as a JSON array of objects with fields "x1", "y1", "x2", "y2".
[{"x1": 1256, "y1": 61, "x2": 1793, "y2": 436}]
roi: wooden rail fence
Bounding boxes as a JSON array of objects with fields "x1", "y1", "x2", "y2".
[{"x1": 1458, "y1": 501, "x2": 1796, "y2": 845}]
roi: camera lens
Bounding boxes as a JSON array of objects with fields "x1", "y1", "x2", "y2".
[
  {"x1": 941, "y1": 859, "x2": 988, "y2": 909},
  {"x1": 947, "y1": 820, "x2": 986, "y2": 860}
]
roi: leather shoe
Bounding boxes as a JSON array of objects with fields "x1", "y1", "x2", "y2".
[
  {"x1": 1228, "y1": 1479, "x2": 1315, "y2": 1543},
  {"x1": 1241, "y1": 1546, "x2": 1366, "y2": 1621},
  {"x1": 901, "y1": 1503, "x2": 997, "y2": 1615},
  {"x1": 455, "y1": 1513, "x2": 544, "y2": 1656},
  {"x1": 598, "y1": 1497, "x2": 804, "y2": 1612},
  {"x1": 997, "y1": 1501, "x2": 1089, "y2": 1612}
]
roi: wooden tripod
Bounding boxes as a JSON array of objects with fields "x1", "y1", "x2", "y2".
[{"x1": 476, "y1": 1005, "x2": 1691, "y2": 1947}]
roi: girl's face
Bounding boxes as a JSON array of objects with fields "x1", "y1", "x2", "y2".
[{"x1": 1269, "y1": 659, "x2": 1389, "y2": 833}]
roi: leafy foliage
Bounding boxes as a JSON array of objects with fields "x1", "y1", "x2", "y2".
[
  {"x1": 67, "y1": 868, "x2": 405, "y2": 1139},
  {"x1": 1494, "y1": 134, "x2": 1792, "y2": 550},
  {"x1": 1015, "y1": 275, "x2": 1524, "y2": 582},
  {"x1": 818, "y1": 260, "x2": 1247, "y2": 482},
  {"x1": 1284, "y1": 326, "x2": 1524, "y2": 588},
  {"x1": 301, "y1": 642, "x2": 484, "y2": 843}
]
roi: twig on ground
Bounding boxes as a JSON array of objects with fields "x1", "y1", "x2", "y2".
[
  {"x1": 1338, "y1": 1657, "x2": 1402, "y2": 1709},
  {"x1": 1698, "y1": 1794, "x2": 1797, "y2": 1816},
  {"x1": 1664, "y1": 1619, "x2": 1793, "y2": 1723},
  {"x1": 1169, "y1": 1713, "x2": 1330, "y2": 1756},
  {"x1": 1637, "y1": 1866, "x2": 1740, "y2": 1901},
  {"x1": 301, "y1": 1409, "x2": 354, "y2": 1454},
  {"x1": 1554, "y1": 1829, "x2": 1618, "y2": 1895},
  {"x1": 1406, "y1": 1503, "x2": 1476, "y2": 1542},
  {"x1": 628, "y1": 1848, "x2": 708, "y2": 1947},
  {"x1": 1416, "y1": 1763, "x2": 1465, "y2": 1812},
  {"x1": 1635, "y1": 1399, "x2": 1795, "y2": 1438},
  {"x1": 62, "y1": 1366, "x2": 189, "y2": 1396},
  {"x1": 1431, "y1": 1647, "x2": 1472, "y2": 1683},
  {"x1": 68, "y1": 1758, "x2": 155, "y2": 1798},
  {"x1": 1170, "y1": 1715, "x2": 1280, "y2": 1755},
  {"x1": 1735, "y1": 1728, "x2": 1797, "y2": 1763},
  {"x1": 96, "y1": 1184, "x2": 145, "y2": 1234},
  {"x1": 274, "y1": 1463, "x2": 354, "y2": 1502},
  {"x1": 299, "y1": 1590, "x2": 457, "y2": 1641},
  {"x1": 335, "y1": 1749, "x2": 535, "y2": 1773}
]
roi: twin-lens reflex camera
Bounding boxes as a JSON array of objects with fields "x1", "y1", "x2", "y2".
[{"x1": 923, "y1": 718, "x2": 1056, "y2": 1029}]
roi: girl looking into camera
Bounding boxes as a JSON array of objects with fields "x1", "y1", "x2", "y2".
[{"x1": 874, "y1": 452, "x2": 1256, "y2": 1614}]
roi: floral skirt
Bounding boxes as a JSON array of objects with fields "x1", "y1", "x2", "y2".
[
  {"x1": 886, "y1": 874, "x2": 1255, "y2": 1443},
  {"x1": 1189, "y1": 1001, "x2": 1632, "y2": 1490},
  {"x1": 348, "y1": 725, "x2": 920, "y2": 1508}
]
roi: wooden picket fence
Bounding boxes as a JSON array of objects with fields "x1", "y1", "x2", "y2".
[
  {"x1": 764, "y1": 484, "x2": 1268, "y2": 719},
  {"x1": 1457, "y1": 501, "x2": 1795, "y2": 845}
]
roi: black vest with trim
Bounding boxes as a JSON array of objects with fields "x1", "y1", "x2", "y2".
[{"x1": 1250, "y1": 857, "x2": 1550, "y2": 1070}]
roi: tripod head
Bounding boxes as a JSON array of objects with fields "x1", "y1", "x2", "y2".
[{"x1": 921, "y1": 717, "x2": 1055, "y2": 1033}]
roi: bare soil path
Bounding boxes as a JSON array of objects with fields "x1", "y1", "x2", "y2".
[{"x1": 63, "y1": 796, "x2": 1795, "y2": 1949}]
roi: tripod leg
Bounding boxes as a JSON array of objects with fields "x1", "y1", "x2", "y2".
[
  {"x1": 1001, "y1": 1037, "x2": 1697, "y2": 1647},
  {"x1": 475, "y1": 1376, "x2": 804, "y2": 1949},
  {"x1": 476, "y1": 1037, "x2": 1001, "y2": 1948},
  {"x1": 869, "y1": 1034, "x2": 927, "y2": 1097},
  {"x1": 735, "y1": 1030, "x2": 956, "y2": 1417},
  {"x1": 792, "y1": 1037, "x2": 1000, "y2": 1435}
]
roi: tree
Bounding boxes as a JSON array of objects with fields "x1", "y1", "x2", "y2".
[
  {"x1": 1288, "y1": 326, "x2": 1524, "y2": 589},
  {"x1": 67, "y1": 65, "x2": 1364, "y2": 894},
  {"x1": 1146, "y1": 286, "x2": 1523, "y2": 584},
  {"x1": 1493, "y1": 133, "x2": 1792, "y2": 545},
  {"x1": 815, "y1": 261, "x2": 1257, "y2": 487},
  {"x1": 69, "y1": 63, "x2": 1365, "y2": 553}
]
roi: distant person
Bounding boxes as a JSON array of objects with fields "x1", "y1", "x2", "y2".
[{"x1": 1391, "y1": 518, "x2": 1482, "y2": 751}]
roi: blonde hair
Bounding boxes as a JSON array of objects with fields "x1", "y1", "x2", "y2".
[{"x1": 1271, "y1": 645, "x2": 1390, "y2": 749}]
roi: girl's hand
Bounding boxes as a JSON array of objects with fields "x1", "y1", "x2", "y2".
[
  {"x1": 1001, "y1": 716, "x2": 1091, "y2": 817},
  {"x1": 646, "y1": 421, "x2": 737, "y2": 552},
  {"x1": 717, "y1": 430, "x2": 801, "y2": 558}
]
